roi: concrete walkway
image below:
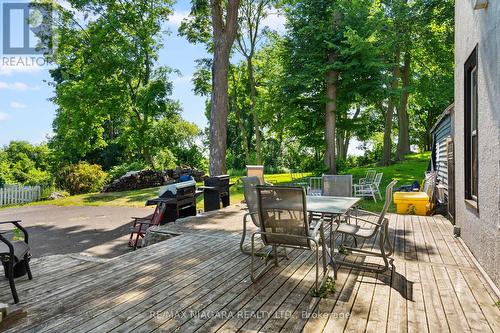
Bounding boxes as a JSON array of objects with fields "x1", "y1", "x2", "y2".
[{"x1": 0, "y1": 205, "x2": 154, "y2": 258}]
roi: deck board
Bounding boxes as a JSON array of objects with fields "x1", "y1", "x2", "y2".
[{"x1": 0, "y1": 206, "x2": 498, "y2": 333}]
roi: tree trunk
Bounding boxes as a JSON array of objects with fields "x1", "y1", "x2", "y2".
[
  {"x1": 210, "y1": 44, "x2": 231, "y2": 175},
  {"x1": 231, "y1": 70, "x2": 251, "y2": 163},
  {"x1": 397, "y1": 51, "x2": 411, "y2": 160},
  {"x1": 209, "y1": 0, "x2": 240, "y2": 176},
  {"x1": 381, "y1": 47, "x2": 401, "y2": 166},
  {"x1": 325, "y1": 67, "x2": 338, "y2": 174},
  {"x1": 246, "y1": 58, "x2": 262, "y2": 164}
]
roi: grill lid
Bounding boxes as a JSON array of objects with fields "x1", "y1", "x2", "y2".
[{"x1": 159, "y1": 178, "x2": 196, "y2": 197}]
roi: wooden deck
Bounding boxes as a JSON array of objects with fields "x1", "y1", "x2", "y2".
[{"x1": 0, "y1": 205, "x2": 499, "y2": 332}]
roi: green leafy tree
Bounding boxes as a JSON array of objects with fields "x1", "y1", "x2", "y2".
[
  {"x1": 47, "y1": 0, "x2": 200, "y2": 170},
  {"x1": 281, "y1": 0, "x2": 388, "y2": 173}
]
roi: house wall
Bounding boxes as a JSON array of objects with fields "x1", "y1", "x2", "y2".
[
  {"x1": 432, "y1": 112, "x2": 453, "y2": 202},
  {"x1": 455, "y1": 1, "x2": 500, "y2": 287}
]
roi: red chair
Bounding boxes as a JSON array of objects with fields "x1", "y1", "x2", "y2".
[{"x1": 128, "y1": 202, "x2": 167, "y2": 250}]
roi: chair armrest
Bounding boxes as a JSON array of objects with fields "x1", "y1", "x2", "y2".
[
  {"x1": 0, "y1": 220, "x2": 28, "y2": 244},
  {"x1": 0, "y1": 220, "x2": 22, "y2": 225},
  {"x1": 346, "y1": 215, "x2": 381, "y2": 226},
  {"x1": 0, "y1": 234, "x2": 14, "y2": 255},
  {"x1": 134, "y1": 220, "x2": 155, "y2": 226},
  {"x1": 309, "y1": 219, "x2": 323, "y2": 238},
  {"x1": 350, "y1": 209, "x2": 380, "y2": 217}
]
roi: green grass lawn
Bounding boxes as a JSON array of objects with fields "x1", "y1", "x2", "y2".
[{"x1": 8, "y1": 152, "x2": 430, "y2": 213}]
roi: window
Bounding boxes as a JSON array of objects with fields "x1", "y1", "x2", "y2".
[{"x1": 464, "y1": 46, "x2": 478, "y2": 203}]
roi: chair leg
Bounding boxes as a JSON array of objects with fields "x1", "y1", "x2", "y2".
[
  {"x1": 24, "y1": 254, "x2": 32, "y2": 280},
  {"x1": 315, "y1": 246, "x2": 319, "y2": 291},
  {"x1": 6, "y1": 260, "x2": 19, "y2": 304},
  {"x1": 384, "y1": 224, "x2": 394, "y2": 256},
  {"x1": 273, "y1": 246, "x2": 279, "y2": 267},
  {"x1": 240, "y1": 213, "x2": 250, "y2": 254},
  {"x1": 379, "y1": 228, "x2": 389, "y2": 271},
  {"x1": 128, "y1": 220, "x2": 137, "y2": 247}
]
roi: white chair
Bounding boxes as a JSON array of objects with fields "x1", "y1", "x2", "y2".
[
  {"x1": 307, "y1": 177, "x2": 322, "y2": 196},
  {"x1": 359, "y1": 170, "x2": 376, "y2": 185},
  {"x1": 353, "y1": 173, "x2": 383, "y2": 202}
]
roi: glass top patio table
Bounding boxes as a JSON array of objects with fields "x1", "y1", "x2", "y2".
[{"x1": 306, "y1": 196, "x2": 361, "y2": 215}]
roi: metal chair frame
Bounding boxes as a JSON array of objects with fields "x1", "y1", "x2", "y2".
[
  {"x1": 332, "y1": 180, "x2": 397, "y2": 276},
  {"x1": 250, "y1": 185, "x2": 331, "y2": 290},
  {"x1": 0, "y1": 220, "x2": 32, "y2": 304}
]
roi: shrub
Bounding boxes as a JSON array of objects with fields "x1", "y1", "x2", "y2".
[
  {"x1": 56, "y1": 162, "x2": 108, "y2": 195},
  {"x1": 108, "y1": 161, "x2": 147, "y2": 182}
]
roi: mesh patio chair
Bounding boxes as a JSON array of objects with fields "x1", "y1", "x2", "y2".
[
  {"x1": 251, "y1": 185, "x2": 331, "y2": 290},
  {"x1": 0, "y1": 220, "x2": 32, "y2": 304},
  {"x1": 353, "y1": 172, "x2": 383, "y2": 202},
  {"x1": 322, "y1": 175, "x2": 353, "y2": 197},
  {"x1": 240, "y1": 177, "x2": 262, "y2": 254},
  {"x1": 332, "y1": 180, "x2": 397, "y2": 275}
]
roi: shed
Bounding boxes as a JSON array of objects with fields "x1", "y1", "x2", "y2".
[{"x1": 430, "y1": 104, "x2": 455, "y2": 221}]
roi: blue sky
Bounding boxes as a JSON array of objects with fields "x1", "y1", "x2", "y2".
[{"x1": 0, "y1": 1, "x2": 217, "y2": 146}]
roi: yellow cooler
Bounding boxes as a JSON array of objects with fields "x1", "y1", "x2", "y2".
[{"x1": 393, "y1": 192, "x2": 429, "y2": 216}]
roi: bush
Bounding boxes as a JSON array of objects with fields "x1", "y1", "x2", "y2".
[
  {"x1": 108, "y1": 161, "x2": 147, "y2": 182},
  {"x1": 56, "y1": 162, "x2": 108, "y2": 195}
]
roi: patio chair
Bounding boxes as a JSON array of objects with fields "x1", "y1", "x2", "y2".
[
  {"x1": 332, "y1": 180, "x2": 397, "y2": 275},
  {"x1": 359, "y1": 169, "x2": 377, "y2": 185},
  {"x1": 0, "y1": 220, "x2": 32, "y2": 304},
  {"x1": 128, "y1": 202, "x2": 167, "y2": 250},
  {"x1": 353, "y1": 172, "x2": 383, "y2": 202},
  {"x1": 240, "y1": 177, "x2": 261, "y2": 254},
  {"x1": 251, "y1": 185, "x2": 331, "y2": 290},
  {"x1": 307, "y1": 177, "x2": 322, "y2": 196},
  {"x1": 322, "y1": 175, "x2": 353, "y2": 197}
]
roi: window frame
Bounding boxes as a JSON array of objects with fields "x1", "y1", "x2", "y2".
[{"x1": 464, "y1": 46, "x2": 479, "y2": 209}]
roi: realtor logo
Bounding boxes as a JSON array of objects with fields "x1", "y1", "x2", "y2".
[{"x1": 2, "y1": 2, "x2": 53, "y2": 55}]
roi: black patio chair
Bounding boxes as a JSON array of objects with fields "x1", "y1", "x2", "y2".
[{"x1": 0, "y1": 220, "x2": 32, "y2": 304}]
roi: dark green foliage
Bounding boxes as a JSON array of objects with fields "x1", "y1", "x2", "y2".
[
  {"x1": 46, "y1": 0, "x2": 202, "y2": 170},
  {"x1": 56, "y1": 162, "x2": 108, "y2": 195},
  {"x1": 311, "y1": 276, "x2": 336, "y2": 298},
  {"x1": 0, "y1": 141, "x2": 53, "y2": 187}
]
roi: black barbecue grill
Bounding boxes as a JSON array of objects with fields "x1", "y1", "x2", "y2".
[
  {"x1": 146, "y1": 179, "x2": 202, "y2": 224},
  {"x1": 200, "y1": 175, "x2": 234, "y2": 212}
]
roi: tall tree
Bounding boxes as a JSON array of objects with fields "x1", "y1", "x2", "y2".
[
  {"x1": 235, "y1": 0, "x2": 272, "y2": 165},
  {"x1": 180, "y1": 0, "x2": 240, "y2": 175},
  {"x1": 282, "y1": 0, "x2": 387, "y2": 173},
  {"x1": 209, "y1": 0, "x2": 240, "y2": 175}
]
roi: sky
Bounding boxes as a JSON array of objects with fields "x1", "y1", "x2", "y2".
[{"x1": 0, "y1": 1, "x2": 363, "y2": 155}]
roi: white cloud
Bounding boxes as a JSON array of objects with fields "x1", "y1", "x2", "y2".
[
  {"x1": 0, "y1": 81, "x2": 39, "y2": 91},
  {"x1": 0, "y1": 112, "x2": 10, "y2": 121},
  {"x1": 167, "y1": 10, "x2": 190, "y2": 29},
  {"x1": 0, "y1": 64, "x2": 43, "y2": 76},
  {"x1": 10, "y1": 101, "x2": 28, "y2": 109},
  {"x1": 262, "y1": 12, "x2": 286, "y2": 33}
]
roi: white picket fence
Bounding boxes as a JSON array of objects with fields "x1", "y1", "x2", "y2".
[{"x1": 0, "y1": 185, "x2": 41, "y2": 206}]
